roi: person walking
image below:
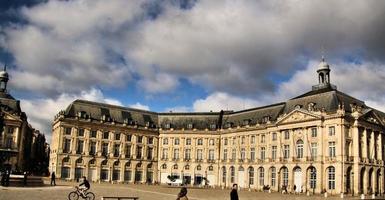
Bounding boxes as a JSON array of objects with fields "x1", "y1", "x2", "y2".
[
  {"x1": 51, "y1": 172, "x2": 56, "y2": 186},
  {"x1": 176, "y1": 187, "x2": 188, "y2": 200},
  {"x1": 23, "y1": 171, "x2": 27, "y2": 186},
  {"x1": 230, "y1": 184, "x2": 239, "y2": 200}
]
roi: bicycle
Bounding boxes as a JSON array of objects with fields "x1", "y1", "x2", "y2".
[{"x1": 68, "y1": 186, "x2": 95, "y2": 200}]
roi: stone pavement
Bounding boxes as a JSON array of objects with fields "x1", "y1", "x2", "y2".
[{"x1": 0, "y1": 181, "x2": 380, "y2": 200}]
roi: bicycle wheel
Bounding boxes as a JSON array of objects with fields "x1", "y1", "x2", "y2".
[
  {"x1": 68, "y1": 191, "x2": 79, "y2": 200},
  {"x1": 85, "y1": 192, "x2": 95, "y2": 200}
]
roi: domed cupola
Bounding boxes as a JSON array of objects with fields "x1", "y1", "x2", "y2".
[
  {"x1": 0, "y1": 64, "x2": 9, "y2": 93},
  {"x1": 317, "y1": 56, "x2": 331, "y2": 86}
]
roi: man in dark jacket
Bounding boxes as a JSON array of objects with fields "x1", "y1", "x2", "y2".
[
  {"x1": 230, "y1": 184, "x2": 239, "y2": 200},
  {"x1": 51, "y1": 172, "x2": 56, "y2": 186},
  {"x1": 78, "y1": 176, "x2": 90, "y2": 198}
]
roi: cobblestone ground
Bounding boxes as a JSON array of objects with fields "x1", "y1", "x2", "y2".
[{"x1": 0, "y1": 180, "x2": 380, "y2": 200}]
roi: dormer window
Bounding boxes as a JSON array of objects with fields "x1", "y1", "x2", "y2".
[
  {"x1": 308, "y1": 103, "x2": 316, "y2": 111},
  {"x1": 243, "y1": 119, "x2": 250, "y2": 126},
  {"x1": 210, "y1": 124, "x2": 217, "y2": 130},
  {"x1": 295, "y1": 104, "x2": 302, "y2": 109},
  {"x1": 187, "y1": 123, "x2": 193, "y2": 129},
  {"x1": 164, "y1": 123, "x2": 171, "y2": 129},
  {"x1": 262, "y1": 116, "x2": 270, "y2": 123},
  {"x1": 225, "y1": 122, "x2": 233, "y2": 128}
]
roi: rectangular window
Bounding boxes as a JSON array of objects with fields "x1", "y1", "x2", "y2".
[
  {"x1": 90, "y1": 130, "x2": 97, "y2": 138},
  {"x1": 173, "y1": 149, "x2": 179, "y2": 159},
  {"x1": 115, "y1": 133, "x2": 121, "y2": 141},
  {"x1": 311, "y1": 143, "x2": 318, "y2": 159},
  {"x1": 162, "y1": 148, "x2": 168, "y2": 159},
  {"x1": 137, "y1": 136, "x2": 143, "y2": 143},
  {"x1": 76, "y1": 140, "x2": 84, "y2": 154},
  {"x1": 272, "y1": 146, "x2": 277, "y2": 160},
  {"x1": 114, "y1": 144, "x2": 120, "y2": 157},
  {"x1": 223, "y1": 149, "x2": 228, "y2": 160},
  {"x1": 102, "y1": 143, "x2": 108, "y2": 156},
  {"x1": 261, "y1": 135, "x2": 265, "y2": 143},
  {"x1": 260, "y1": 147, "x2": 266, "y2": 160},
  {"x1": 174, "y1": 138, "x2": 180, "y2": 145},
  {"x1": 329, "y1": 126, "x2": 335, "y2": 136},
  {"x1": 63, "y1": 139, "x2": 71, "y2": 153},
  {"x1": 272, "y1": 132, "x2": 277, "y2": 141},
  {"x1": 90, "y1": 141, "x2": 96, "y2": 155},
  {"x1": 328, "y1": 167, "x2": 336, "y2": 190},
  {"x1": 103, "y1": 132, "x2": 109, "y2": 139},
  {"x1": 163, "y1": 138, "x2": 168, "y2": 145},
  {"x1": 125, "y1": 145, "x2": 131, "y2": 157},
  {"x1": 184, "y1": 149, "x2": 191, "y2": 160},
  {"x1": 197, "y1": 149, "x2": 203, "y2": 160},
  {"x1": 136, "y1": 146, "x2": 142, "y2": 158},
  {"x1": 65, "y1": 127, "x2": 72, "y2": 135},
  {"x1": 250, "y1": 136, "x2": 255, "y2": 144},
  {"x1": 148, "y1": 137, "x2": 153, "y2": 144},
  {"x1": 284, "y1": 131, "x2": 290, "y2": 140},
  {"x1": 240, "y1": 148, "x2": 245, "y2": 160},
  {"x1": 284, "y1": 145, "x2": 290, "y2": 159},
  {"x1": 78, "y1": 128, "x2": 84, "y2": 137},
  {"x1": 126, "y1": 134, "x2": 132, "y2": 142},
  {"x1": 147, "y1": 147, "x2": 153, "y2": 159},
  {"x1": 197, "y1": 139, "x2": 203, "y2": 145},
  {"x1": 231, "y1": 149, "x2": 236, "y2": 160},
  {"x1": 241, "y1": 137, "x2": 245, "y2": 144},
  {"x1": 209, "y1": 149, "x2": 215, "y2": 160},
  {"x1": 311, "y1": 128, "x2": 317, "y2": 137},
  {"x1": 186, "y1": 138, "x2": 191, "y2": 145},
  {"x1": 5, "y1": 138, "x2": 13, "y2": 148},
  {"x1": 329, "y1": 142, "x2": 336, "y2": 157},
  {"x1": 224, "y1": 138, "x2": 228, "y2": 145},
  {"x1": 250, "y1": 148, "x2": 255, "y2": 161}
]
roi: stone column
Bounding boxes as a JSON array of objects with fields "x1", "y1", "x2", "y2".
[
  {"x1": 363, "y1": 129, "x2": 368, "y2": 160},
  {"x1": 379, "y1": 133, "x2": 384, "y2": 161},
  {"x1": 370, "y1": 130, "x2": 375, "y2": 160},
  {"x1": 352, "y1": 125, "x2": 360, "y2": 195}
]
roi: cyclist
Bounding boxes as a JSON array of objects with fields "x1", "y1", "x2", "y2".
[{"x1": 78, "y1": 176, "x2": 90, "y2": 198}]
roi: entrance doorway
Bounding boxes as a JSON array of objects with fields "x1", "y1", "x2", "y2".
[{"x1": 294, "y1": 168, "x2": 302, "y2": 193}]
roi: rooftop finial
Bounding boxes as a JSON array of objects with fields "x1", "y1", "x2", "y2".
[{"x1": 3, "y1": 64, "x2": 6, "y2": 71}]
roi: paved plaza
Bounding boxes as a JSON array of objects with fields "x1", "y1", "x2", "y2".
[{"x1": 0, "y1": 180, "x2": 381, "y2": 200}]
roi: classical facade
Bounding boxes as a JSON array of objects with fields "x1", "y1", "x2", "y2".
[
  {"x1": 50, "y1": 59, "x2": 385, "y2": 195},
  {"x1": 0, "y1": 66, "x2": 49, "y2": 174}
]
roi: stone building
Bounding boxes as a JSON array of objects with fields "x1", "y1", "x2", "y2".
[
  {"x1": 0, "y1": 66, "x2": 48, "y2": 174},
  {"x1": 50, "y1": 58, "x2": 385, "y2": 195}
]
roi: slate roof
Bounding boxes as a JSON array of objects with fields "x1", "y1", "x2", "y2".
[
  {"x1": 62, "y1": 86, "x2": 385, "y2": 129},
  {"x1": 0, "y1": 91, "x2": 21, "y2": 114}
]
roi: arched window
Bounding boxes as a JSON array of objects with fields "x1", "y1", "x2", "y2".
[
  {"x1": 222, "y1": 167, "x2": 227, "y2": 183},
  {"x1": 114, "y1": 161, "x2": 120, "y2": 166},
  {"x1": 296, "y1": 140, "x2": 304, "y2": 158},
  {"x1": 89, "y1": 159, "x2": 96, "y2": 165},
  {"x1": 230, "y1": 167, "x2": 235, "y2": 183},
  {"x1": 328, "y1": 166, "x2": 335, "y2": 190},
  {"x1": 310, "y1": 167, "x2": 316, "y2": 189},
  {"x1": 259, "y1": 167, "x2": 265, "y2": 186},
  {"x1": 248, "y1": 167, "x2": 254, "y2": 185},
  {"x1": 101, "y1": 160, "x2": 108, "y2": 166},
  {"x1": 76, "y1": 158, "x2": 83, "y2": 164},
  {"x1": 270, "y1": 167, "x2": 276, "y2": 187},
  {"x1": 63, "y1": 157, "x2": 70, "y2": 163},
  {"x1": 282, "y1": 167, "x2": 289, "y2": 186}
]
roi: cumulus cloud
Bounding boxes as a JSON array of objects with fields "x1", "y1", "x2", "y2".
[
  {"x1": 20, "y1": 88, "x2": 123, "y2": 142},
  {"x1": 2, "y1": 0, "x2": 385, "y2": 97},
  {"x1": 193, "y1": 92, "x2": 262, "y2": 112},
  {"x1": 128, "y1": 102, "x2": 150, "y2": 111}
]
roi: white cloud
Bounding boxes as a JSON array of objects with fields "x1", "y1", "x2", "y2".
[
  {"x1": 20, "y1": 88, "x2": 122, "y2": 142},
  {"x1": 128, "y1": 102, "x2": 150, "y2": 111},
  {"x1": 193, "y1": 92, "x2": 262, "y2": 112}
]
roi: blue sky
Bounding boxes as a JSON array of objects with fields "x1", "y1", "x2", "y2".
[{"x1": 1, "y1": 0, "x2": 385, "y2": 141}]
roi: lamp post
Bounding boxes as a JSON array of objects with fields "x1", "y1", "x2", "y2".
[
  {"x1": 352, "y1": 171, "x2": 354, "y2": 196},
  {"x1": 379, "y1": 172, "x2": 381, "y2": 197}
]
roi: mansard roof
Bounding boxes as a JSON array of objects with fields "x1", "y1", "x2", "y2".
[
  {"x1": 64, "y1": 99, "x2": 158, "y2": 127},
  {"x1": 61, "y1": 87, "x2": 385, "y2": 129}
]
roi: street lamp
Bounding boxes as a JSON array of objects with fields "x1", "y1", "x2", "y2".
[{"x1": 352, "y1": 171, "x2": 354, "y2": 196}]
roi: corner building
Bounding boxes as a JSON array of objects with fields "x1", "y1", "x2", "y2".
[{"x1": 50, "y1": 59, "x2": 385, "y2": 195}]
